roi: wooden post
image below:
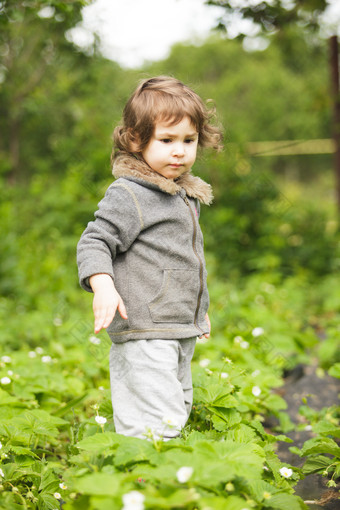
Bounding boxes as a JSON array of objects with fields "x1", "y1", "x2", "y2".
[{"x1": 330, "y1": 35, "x2": 340, "y2": 215}]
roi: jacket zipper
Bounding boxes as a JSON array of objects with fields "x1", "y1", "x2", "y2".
[{"x1": 183, "y1": 195, "x2": 204, "y2": 334}]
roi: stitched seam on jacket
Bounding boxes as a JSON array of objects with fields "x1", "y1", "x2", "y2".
[
  {"x1": 112, "y1": 182, "x2": 144, "y2": 229},
  {"x1": 110, "y1": 327, "x2": 201, "y2": 336}
]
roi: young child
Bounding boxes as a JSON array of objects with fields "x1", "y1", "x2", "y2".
[{"x1": 77, "y1": 76, "x2": 222, "y2": 440}]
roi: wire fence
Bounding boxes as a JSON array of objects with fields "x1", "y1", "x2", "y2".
[{"x1": 247, "y1": 138, "x2": 334, "y2": 157}]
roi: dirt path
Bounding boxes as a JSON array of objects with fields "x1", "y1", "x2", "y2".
[{"x1": 272, "y1": 364, "x2": 339, "y2": 509}]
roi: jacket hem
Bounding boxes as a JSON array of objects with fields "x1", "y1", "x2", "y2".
[{"x1": 108, "y1": 325, "x2": 209, "y2": 343}]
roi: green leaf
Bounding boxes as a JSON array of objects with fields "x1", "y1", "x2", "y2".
[
  {"x1": 39, "y1": 468, "x2": 61, "y2": 494},
  {"x1": 114, "y1": 438, "x2": 160, "y2": 468},
  {"x1": 224, "y1": 423, "x2": 257, "y2": 443},
  {"x1": 209, "y1": 407, "x2": 242, "y2": 427},
  {"x1": 145, "y1": 488, "x2": 201, "y2": 508},
  {"x1": 52, "y1": 392, "x2": 88, "y2": 417},
  {"x1": 212, "y1": 414, "x2": 229, "y2": 431},
  {"x1": 72, "y1": 472, "x2": 120, "y2": 496},
  {"x1": 76, "y1": 432, "x2": 120, "y2": 454},
  {"x1": 249, "y1": 479, "x2": 277, "y2": 501},
  {"x1": 27, "y1": 409, "x2": 69, "y2": 427},
  {"x1": 0, "y1": 389, "x2": 27, "y2": 407},
  {"x1": 38, "y1": 492, "x2": 63, "y2": 509},
  {"x1": 212, "y1": 394, "x2": 239, "y2": 408},
  {"x1": 194, "y1": 384, "x2": 233, "y2": 405},
  {"x1": 300, "y1": 437, "x2": 340, "y2": 458},
  {"x1": 313, "y1": 420, "x2": 340, "y2": 437},
  {"x1": 263, "y1": 394, "x2": 288, "y2": 411},
  {"x1": 263, "y1": 492, "x2": 307, "y2": 510},
  {"x1": 200, "y1": 495, "x2": 252, "y2": 510},
  {"x1": 8, "y1": 445, "x2": 39, "y2": 459},
  {"x1": 275, "y1": 434, "x2": 294, "y2": 443},
  {"x1": 328, "y1": 363, "x2": 340, "y2": 378},
  {"x1": 335, "y1": 462, "x2": 340, "y2": 477},
  {"x1": 302, "y1": 455, "x2": 333, "y2": 475},
  {"x1": 185, "y1": 430, "x2": 207, "y2": 446}
]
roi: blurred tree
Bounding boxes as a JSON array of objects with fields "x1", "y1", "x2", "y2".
[
  {"x1": 0, "y1": 0, "x2": 88, "y2": 182},
  {"x1": 205, "y1": 0, "x2": 340, "y2": 211},
  {"x1": 149, "y1": 32, "x2": 329, "y2": 161}
]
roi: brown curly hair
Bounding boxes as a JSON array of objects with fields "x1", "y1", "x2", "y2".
[{"x1": 112, "y1": 76, "x2": 223, "y2": 162}]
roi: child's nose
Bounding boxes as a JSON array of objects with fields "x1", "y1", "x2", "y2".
[{"x1": 172, "y1": 142, "x2": 185, "y2": 156}]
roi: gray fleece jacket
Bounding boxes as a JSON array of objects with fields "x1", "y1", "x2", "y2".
[{"x1": 77, "y1": 153, "x2": 213, "y2": 343}]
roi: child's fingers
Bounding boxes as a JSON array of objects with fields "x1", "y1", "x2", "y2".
[
  {"x1": 92, "y1": 292, "x2": 126, "y2": 333},
  {"x1": 93, "y1": 304, "x2": 116, "y2": 333},
  {"x1": 117, "y1": 297, "x2": 128, "y2": 320},
  {"x1": 198, "y1": 313, "x2": 211, "y2": 340}
]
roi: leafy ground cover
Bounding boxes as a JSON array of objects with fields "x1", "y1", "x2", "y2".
[{"x1": 0, "y1": 268, "x2": 339, "y2": 509}]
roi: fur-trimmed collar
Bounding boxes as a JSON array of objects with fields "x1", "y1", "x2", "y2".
[{"x1": 112, "y1": 153, "x2": 213, "y2": 205}]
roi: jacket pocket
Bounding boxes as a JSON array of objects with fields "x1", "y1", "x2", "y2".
[{"x1": 148, "y1": 269, "x2": 198, "y2": 324}]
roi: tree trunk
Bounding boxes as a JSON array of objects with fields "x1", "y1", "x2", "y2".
[{"x1": 329, "y1": 35, "x2": 340, "y2": 215}]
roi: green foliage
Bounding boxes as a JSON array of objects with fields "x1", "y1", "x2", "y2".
[
  {"x1": 1, "y1": 223, "x2": 340, "y2": 507},
  {"x1": 1, "y1": 4, "x2": 339, "y2": 508},
  {"x1": 206, "y1": 0, "x2": 330, "y2": 34}
]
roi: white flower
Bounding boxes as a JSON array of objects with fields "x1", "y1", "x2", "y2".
[
  {"x1": 53, "y1": 492, "x2": 61, "y2": 499},
  {"x1": 0, "y1": 468, "x2": 4, "y2": 477},
  {"x1": 262, "y1": 283, "x2": 275, "y2": 294},
  {"x1": 0, "y1": 441, "x2": 2, "y2": 449},
  {"x1": 199, "y1": 358, "x2": 210, "y2": 368},
  {"x1": 1, "y1": 356, "x2": 11, "y2": 364},
  {"x1": 252, "y1": 369, "x2": 261, "y2": 377},
  {"x1": 95, "y1": 416, "x2": 107, "y2": 425},
  {"x1": 28, "y1": 351, "x2": 37, "y2": 358},
  {"x1": 7, "y1": 370, "x2": 13, "y2": 376},
  {"x1": 122, "y1": 490, "x2": 145, "y2": 509},
  {"x1": 234, "y1": 335, "x2": 243, "y2": 344},
  {"x1": 162, "y1": 416, "x2": 180, "y2": 428},
  {"x1": 1, "y1": 377, "x2": 11, "y2": 385},
  {"x1": 252, "y1": 386, "x2": 262, "y2": 397},
  {"x1": 35, "y1": 347, "x2": 43, "y2": 354},
  {"x1": 53, "y1": 317, "x2": 63, "y2": 326},
  {"x1": 176, "y1": 466, "x2": 193, "y2": 483},
  {"x1": 279, "y1": 467, "x2": 293, "y2": 478},
  {"x1": 255, "y1": 294, "x2": 265, "y2": 305},
  {"x1": 59, "y1": 482, "x2": 67, "y2": 490},
  {"x1": 240, "y1": 340, "x2": 249, "y2": 349},
  {"x1": 304, "y1": 425, "x2": 312, "y2": 431},
  {"x1": 221, "y1": 372, "x2": 229, "y2": 378},
  {"x1": 223, "y1": 357, "x2": 232, "y2": 364},
  {"x1": 41, "y1": 355, "x2": 52, "y2": 363},
  {"x1": 252, "y1": 327, "x2": 264, "y2": 337},
  {"x1": 98, "y1": 386, "x2": 105, "y2": 391},
  {"x1": 89, "y1": 336, "x2": 101, "y2": 345}
]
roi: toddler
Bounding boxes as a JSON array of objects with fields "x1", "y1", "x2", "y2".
[{"x1": 77, "y1": 76, "x2": 222, "y2": 439}]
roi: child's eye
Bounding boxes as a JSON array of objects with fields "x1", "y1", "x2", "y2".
[
  {"x1": 185, "y1": 139, "x2": 195, "y2": 144},
  {"x1": 161, "y1": 138, "x2": 172, "y2": 143}
]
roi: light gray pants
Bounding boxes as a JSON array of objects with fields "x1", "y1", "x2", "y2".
[{"x1": 109, "y1": 338, "x2": 196, "y2": 439}]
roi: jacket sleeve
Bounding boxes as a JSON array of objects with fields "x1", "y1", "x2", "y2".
[{"x1": 77, "y1": 182, "x2": 143, "y2": 292}]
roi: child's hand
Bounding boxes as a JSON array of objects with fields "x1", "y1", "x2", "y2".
[
  {"x1": 89, "y1": 274, "x2": 128, "y2": 334},
  {"x1": 199, "y1": 313, "x2": 211, "y2": 340}
]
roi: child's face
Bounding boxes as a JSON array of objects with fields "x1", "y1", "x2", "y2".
[{"x1": 141, "y1": 116, "x2": 198, "y2": 180}]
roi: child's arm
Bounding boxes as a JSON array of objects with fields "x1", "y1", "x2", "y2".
[{"x1": 89, "y1": 273, "x2": 128, "y2": 334}]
